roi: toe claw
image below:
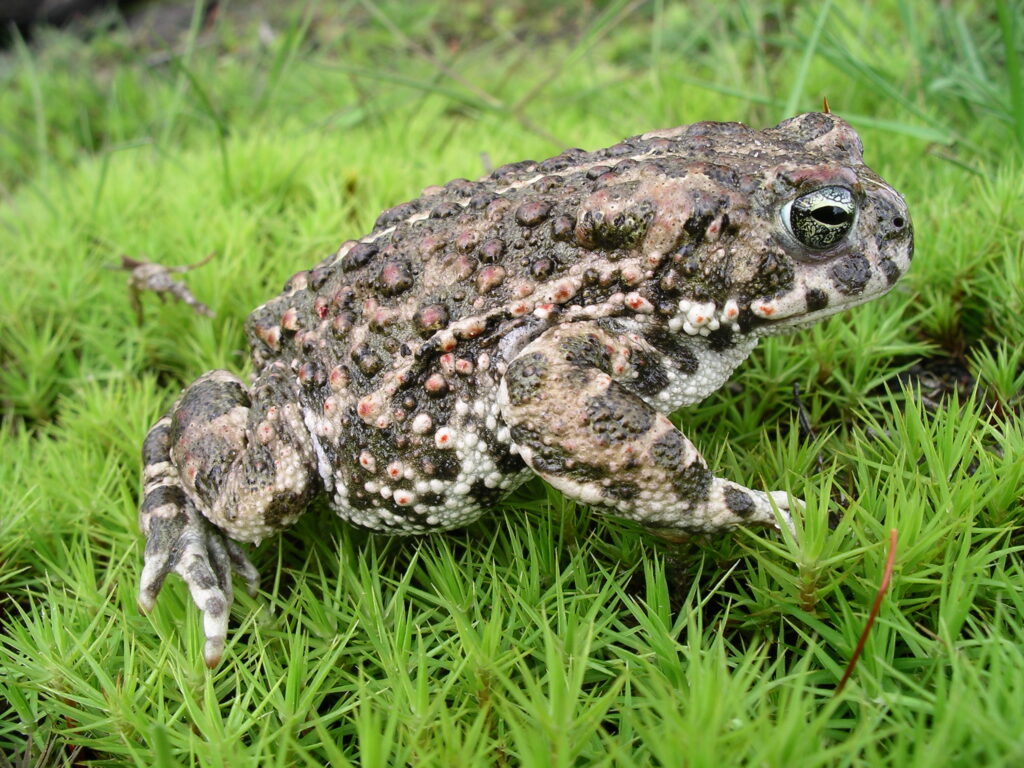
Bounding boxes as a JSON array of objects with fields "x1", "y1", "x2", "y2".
[
  {"x1": 138, "y1": 557, "x2": 169, "y2": 613},
  {"x1": 766, "y1": 491, "x2": 800, "y2": 537},
  {"x1": 139, "y1": 494, "x2": 258, "y2": 666},
  {"x1": 204, "y1": 637, "x2": 225, "y2": 668}
]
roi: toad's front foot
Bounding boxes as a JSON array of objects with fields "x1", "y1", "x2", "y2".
[
  {"x1": 745, "y1": 488, "x2": 800, "y2": 537},
  {"x1": 138, "y1": 488, "x2": 259, "y2": 668},
  {"x1": 499, "y1": 322, "x2": 806, "y2": 539}
]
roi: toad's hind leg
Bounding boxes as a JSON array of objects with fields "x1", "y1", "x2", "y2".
[
  {"x1": 138, "y1": 410, "x2": 260, "y2": 667},
  {"x1": 138, "y1": 367, "x2": 319, "y2": 667}
]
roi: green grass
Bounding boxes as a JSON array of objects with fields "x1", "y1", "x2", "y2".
[{"x1": 1, "y1": 0, "x2": 1022, "y2": 764}]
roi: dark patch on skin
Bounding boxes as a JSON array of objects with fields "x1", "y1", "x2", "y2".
[
  {"x1": 576, "y1": 198, "x2": 655, "y2": 251},
  {"x1": 681, "y1": 206, "x2": 716, "y2": 245},
  {"x1": 649, "y1": 432, "x2": 712, "y2": 501},
  {"x1": 470, "y1": 480, "x2": 504, "y2": 507},
  {"x1": 560, "y1": 332, "x2": 612, "y2": 370},
  {"x1": 630, "y1": 347, "x2": 670, "y2": 396},
  {"x1": 649, "y1": 430, "x2": 686, "y2": 470},
  {"x1": 829, "y1": 255, "x2": 871, "y2": 295},
  {"x1": 879, "y1": 258, "x2": 900, "y2": 286},
  {"x1": 603, "y1": 481, "x2": 640, "y2": 501},
  {"x1": 705, "y1": 326, "x2": 736, "y2": 352},
  {"x1": 468, "y1": 192, "x2": 497, "y2": 210},
  {"x1": 701, "y1": 163, "x2": 740, "y2": 188},
  {"x1": 141, "y1": 483, "x2": 188, "y2": 515},
  {"x1": 585, "y1": 387, "x2": 654, "y2": 444},
  {"x1": 418, "y1": 492, "x2": 445, "y2": 508},
  {"x1": 346, "y1": 487, "x2": 378, "y2": 511},
  {"x1": 672, "y1": 461, "x2": 713, "y2": 502},
  {"x1": 723, "y1": 487, "x2": 755, "y2": 517},
  {"x1": 480, "y1": 427, "x2": 527, "y2": 475},
  {"x1": 509, "y1": 424, "x2": 548, "y2": 461},
  {"x1": 516, "y1": 435, "x2": 620, "y2": 492},
  {"x1": 510, "y1": 424, "x2": 602, "y2": 486},
  {"x1": 744, "y1": 250, "x2": 796, "y2": 301},
  {"x1": 805, "y1": 288, "x2": 829, "y2": 312},
  {"x1": 736, "y1": 307, "x2": 758, "y2": 334},
  {"x1": 260, "y1": 487, "x2": 312, "y2": 528},
  {"x1": 199, "y1": 444, "x2": 257, "y2": 507},
  {"x1": 420, "y1": 452, "x2": 461, "y2": 481},
  {"x1": 142, "y1": 422, "x2": 172, "y2": 466},
  {"x1": 504, "y1": 352, "x2": 549, "y2": 406},
  {"x1": 170, "y1": 377, "x2": 249, "y2": 445},
  {"x1": 143, "y1": 515, "x2": 185, "y2": 563},
  {"x1": 665, "y1": 242, "x2": 736, "y2": 306},
  {"x1": 186, "y1": 561, "x2": 218, "y2": 591},
  {"x1": 530, "y1": 452, "x2": 566, "y2": 476},
  {"x1": 644, "y1": 326, "x2": 700, "y2": 374}
]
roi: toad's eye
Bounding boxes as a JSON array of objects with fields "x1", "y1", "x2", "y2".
[{"x1": 782, "y1": 186, "x2": 856, "y2": 250}]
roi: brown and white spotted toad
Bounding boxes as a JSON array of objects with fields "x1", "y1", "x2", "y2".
[{"x1": 138, "y1": 112, "x2": 913, "y2": 666}]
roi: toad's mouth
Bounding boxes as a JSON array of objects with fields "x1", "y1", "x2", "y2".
[
  {"x1": 665, "y1": 281, "x2": 896, "y2": 339},
  {"x1": 744, "y1": 287, "x2": 895, "y2": 336}
]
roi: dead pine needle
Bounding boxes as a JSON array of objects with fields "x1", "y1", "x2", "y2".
[{"x1": 835, "y1": 528, "x2": 899, "y2": 696}]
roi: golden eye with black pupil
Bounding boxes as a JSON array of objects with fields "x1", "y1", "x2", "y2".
[{"x1": 782, "y1": 186, "x2": 856, "y2": 250}]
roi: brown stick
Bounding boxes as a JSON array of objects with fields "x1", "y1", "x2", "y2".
[{"x1": 835, "y1": 528, "x2": 898, "y2": 695}]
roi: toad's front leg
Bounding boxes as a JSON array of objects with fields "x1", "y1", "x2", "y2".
[
  {"x1": 498, "y1": 322, "x2": 796, "y2": 535},
  {"x1": 138, "y1": 366, "x2": 319, "y2": 666}
]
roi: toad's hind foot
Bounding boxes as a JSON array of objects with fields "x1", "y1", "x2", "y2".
[
  {"x1": 138, "y1": 416, "x2": 260, "y2": 667},
  {"x1": 138, "y1": 506, "x2": 259, "y2": 667}
]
